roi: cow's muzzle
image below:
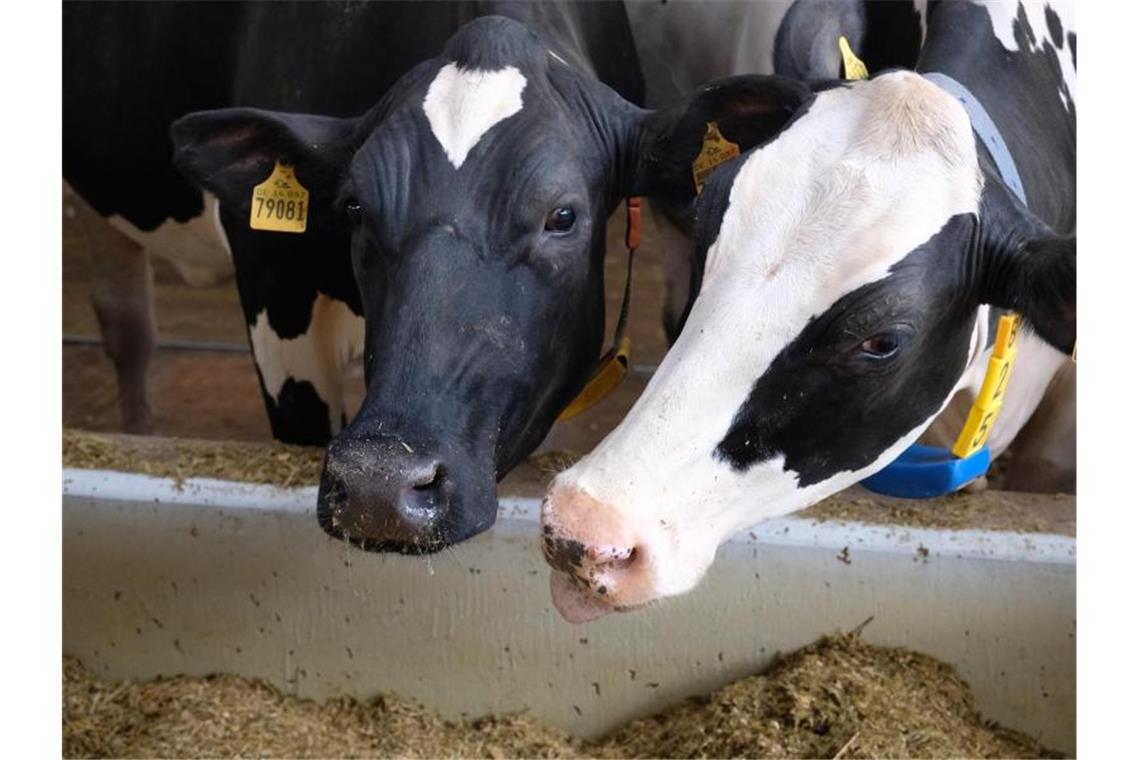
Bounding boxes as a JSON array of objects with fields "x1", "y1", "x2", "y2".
[{"x1": 317, "y1": 434, "x2": 463, "y2": 553}]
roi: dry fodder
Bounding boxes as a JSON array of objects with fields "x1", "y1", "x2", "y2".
[
  {"x1": 63, "y1": 429, "x2": 324, "y2": 488},
  {"x1": 64, "y1": 634, "x2": 1057, "y2": 759}
]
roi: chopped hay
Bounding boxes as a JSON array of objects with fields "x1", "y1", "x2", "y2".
[
  {"x1": 63, "y1": 657, "x2": 576, "y2": 759},
  {"x1": 527, "y1": 450, "x2": 583, "y2": 477},
  {"x1": 801, "y1": 488, "x2": 1075, "y2": 536},
  {"x1": 62, "y1": 429, "x2": 324, "y2": 488},
  {"x1": 64, "y1": 635, "x2": 1057, "y2": 759},
  {"x1": 591, "y1": 634, "x2": 1057, "y2": 759}
]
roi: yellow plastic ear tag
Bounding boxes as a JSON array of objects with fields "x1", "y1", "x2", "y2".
[
  {"x1": 691, "y1": 121, "x2": 741, "y2": 194},
  {"x1": 952, "y1": 314, "x2": 1022, "y2": 458},
  {"x1": 250, "y1": 161, "x2": 309, "y2": 233},
  {"x1": 839, "y1": 36, "x2": 869, "y2": 81},
  {"x1": 558, "y1": 337, "x2": 631, "y2": 421}
]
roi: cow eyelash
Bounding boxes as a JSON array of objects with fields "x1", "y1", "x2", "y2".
[
  {"x1": 832, "y1": 324, "x2": 914, "y2": 374},
  {"x1": 543, "y1": 206, "x2": 577, "y2": 235},
  {"x1": 858, "y1": 332, "x2": 902, "y2": 359}
]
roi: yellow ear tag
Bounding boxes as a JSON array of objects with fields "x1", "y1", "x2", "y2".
[
  {"x1": 691, "y1": 121, "x2": 741, "y2": 194},
  {"x1": 250, "y1": 161, "x2": 309, "y2": 233},
  {"x1": 558, "y1": 337, "x2": 631, "y2": 421},
  {"x1": 838, "y1": 36, "x2": 869, "y2": 81},
  {"x1": 952, "y1": 314, "x2": 1022, "y2": 458}
]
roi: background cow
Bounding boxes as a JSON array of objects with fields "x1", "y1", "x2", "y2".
[{"x1": 541, "y1": 0, "x2": 1076, "y2": 622}]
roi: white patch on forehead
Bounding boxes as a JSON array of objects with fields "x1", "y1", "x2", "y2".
[
  {"x1": 250, "y1": 295, "x2": 365, "y2": 434},
  {"x1": 983, "y1": 1, "x2": 1076, "y2": 109},
  {"x1": 422, "y1": 62, "x2": 527, "y2": 169}
]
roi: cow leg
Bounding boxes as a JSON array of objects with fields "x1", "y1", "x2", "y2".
[
  {"x1": 72, "y1": 194, "x2": 157, "y2": 434},
  {"x1": 1003, "y1": 362, "x2": 1076, "y2": 494},
  {"x1": 648, "y1": 201, "x2": 696, "y2": 345}
]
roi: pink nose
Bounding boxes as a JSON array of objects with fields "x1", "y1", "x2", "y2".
[{"x1": 540, "y1": 485, "x2": 646, "y2": 619}]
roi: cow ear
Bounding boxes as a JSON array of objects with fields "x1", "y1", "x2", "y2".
[
  {"x1": 978, "y1": 178, "x2": 1076, "y2": 356},
  {"x1": 171, "y1": 108, "x2": 359, "y2": 217},
  {"x1": 632, "y1": 75, "x2": 811, "y2": 201}
]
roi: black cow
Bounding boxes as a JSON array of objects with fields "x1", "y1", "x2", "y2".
[
  {"x1": 63, "y1": 0, "x2": 641, "y2": 440},
  {"x1": 170, "y1": 7, "x2": 650, "y2": 552}
]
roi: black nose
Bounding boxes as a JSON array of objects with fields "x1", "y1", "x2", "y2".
[{"x1": 316, "y1": 435, "x2": 452, "y2": 552}]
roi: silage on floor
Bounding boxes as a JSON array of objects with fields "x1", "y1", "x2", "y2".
[{"x1": 63, "y1": 634, "x2": 1057, "y2": 759}]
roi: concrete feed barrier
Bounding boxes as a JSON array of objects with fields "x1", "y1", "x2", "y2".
[{"x1": 63, "y1": 468, "x2": 1076, "y2": 753}]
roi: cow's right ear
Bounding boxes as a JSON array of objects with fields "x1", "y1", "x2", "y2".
[
  {"x1": 171, "y1": 108, "x2": 360, "y2": 217},
  {"x1": 977, "y1": 176, "x2": 1077, "y2": 356},
  {"x1": 632, "y1": 75, "x2": 811, "y2": 202}
]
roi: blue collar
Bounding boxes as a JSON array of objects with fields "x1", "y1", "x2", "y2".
[{"x1": 922, "y1": 72, "x2": 1027, "y2": 204}]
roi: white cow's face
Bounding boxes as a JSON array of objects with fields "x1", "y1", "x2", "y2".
[{"x1": 542, "y1": 72, "x2": 992, "y2": 621}]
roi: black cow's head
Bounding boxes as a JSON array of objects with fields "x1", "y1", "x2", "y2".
[
  {"x1": 172, "y1": 17, "x2": 657, "y2": 552},
  {"x1": 172, "y1": 15, "x2": 822, "y2": 554}
]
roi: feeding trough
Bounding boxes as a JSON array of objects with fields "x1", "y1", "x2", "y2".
[{"x1": 62, "y1": 434, "x2": 1075, "y2": 755}]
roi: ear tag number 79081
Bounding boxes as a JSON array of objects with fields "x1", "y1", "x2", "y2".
[{"x1": 250, "y1": 161, "x2": 309, "y2": 233}]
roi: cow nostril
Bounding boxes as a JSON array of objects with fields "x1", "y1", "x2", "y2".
[
  {"x1": 399, "y1": 463, "x2": 447, "y2": 525},
  {"x1": 586, "y1": 544, "x2": 636, "y2": 571},
  {"x1": 410, "y1": 463, "x2": 443, "y2": 492}
]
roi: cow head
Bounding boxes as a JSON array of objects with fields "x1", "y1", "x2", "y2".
[
  {"x1": 172, "y1": 17, "x2": 652, "y2": 552},
  {"x1": 541, "y1": 71, "x2": 1075, "y2": 621}
]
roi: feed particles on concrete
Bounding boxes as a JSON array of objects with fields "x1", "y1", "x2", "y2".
[{"x1": 64, "y1": 633, "x2": 1057, "y2": 759}]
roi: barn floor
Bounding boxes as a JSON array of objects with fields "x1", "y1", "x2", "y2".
[{"x1": 63, "y1": 201, "x2": 671, "y2": 493}]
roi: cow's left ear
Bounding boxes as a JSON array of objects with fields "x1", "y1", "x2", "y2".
[
  {"x1": 977, "y1": 178, "x2": 1076, "y2": 356},
  {"x1": 630, "y1": 75, "x2": 812, "y2": 202},
  {"x1": 171, "y1": 108, "x2": 360, "y2": 218}
]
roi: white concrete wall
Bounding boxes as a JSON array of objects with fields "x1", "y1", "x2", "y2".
[{"x1": 63, "y1": 469, "x2": 1075, "y2": 753}]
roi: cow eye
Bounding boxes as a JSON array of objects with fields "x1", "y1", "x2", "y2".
[
  {"x1": 859, "y1": 332, "x2": 902, "y2": 359},
  {"x1": 345, "y1": 199, "x2": 363, "y2": 226},
  {"x1": 544, "y1": 206, "x2": 576, "y2": 234}
]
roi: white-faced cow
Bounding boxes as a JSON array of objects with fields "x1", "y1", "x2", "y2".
[{"x1": 541, "y1": 0, "x2": 1076, "y2": 622}]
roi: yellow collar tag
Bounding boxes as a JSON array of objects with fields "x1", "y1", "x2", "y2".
[
  {"x1": 839, "y1": 36, "x2": 869, "y2": 81},
  {"x1": 558, "y1": 337, "x2": 631, "y2": 421},
  {"x1": 250, "y1": 161, "x2": 309, "y2": 233},
  {"x1": 952, "y1": 313, "x2": 1022, "y2": 458},
  {"x1": 691, "y1": 121, "x2": 741, "y2": 194}
]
